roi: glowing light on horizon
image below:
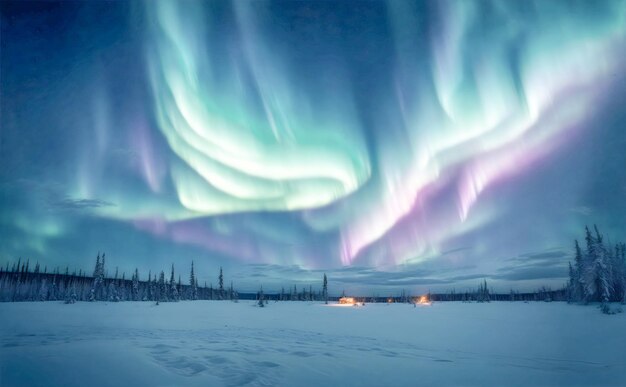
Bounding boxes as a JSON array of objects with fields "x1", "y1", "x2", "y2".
[{"x1": 415, "y1": 295, "x2": 432, "y2": 306}]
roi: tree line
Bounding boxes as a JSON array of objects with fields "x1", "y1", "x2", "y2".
[
  {"x1": 0, "y1": 253, "x2": 331, "y2": 303},
  {"x1": 0, "y1": 253, "x2": 239, "y2": 303},
  {"x1": 371, "y1": 280, "x2": 567, "y2": 303},
  {"x1": 5, "y1": 229, "x2": 624, "y2": 307}
]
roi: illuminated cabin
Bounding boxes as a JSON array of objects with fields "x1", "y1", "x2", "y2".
[{"x1": 339, "y1": 297, "x2": 356, "y2": 305}]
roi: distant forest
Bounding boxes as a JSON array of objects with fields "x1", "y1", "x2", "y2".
[
  {"x1": 0, "y1": 254, "x2": 334, "y2": 303},
  {"x1": 1, "y1": 225, "x2": 623, "y2": 306},
  {"x1": 0, "y1": 253, "x2": 567, "y2": 304}
]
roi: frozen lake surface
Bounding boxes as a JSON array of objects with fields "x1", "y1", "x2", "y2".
[{"x1": 0, "y1": 301, "x2": 624, "y2": 386}]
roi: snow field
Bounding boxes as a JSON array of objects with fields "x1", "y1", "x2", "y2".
[{"x1": 0, "y1": 301, "x2": 624, "y2": 386}]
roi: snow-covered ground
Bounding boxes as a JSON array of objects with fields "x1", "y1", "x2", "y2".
[{"x1": 0, "y1": 301, "x2": 624, "y2": 386}]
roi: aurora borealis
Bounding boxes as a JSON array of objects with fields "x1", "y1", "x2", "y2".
[{"x1": 2, "y1": 1, "x2": 626, "y2": 293}]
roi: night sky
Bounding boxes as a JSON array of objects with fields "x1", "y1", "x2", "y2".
[{"x1": 2, "y1": 1, "x2": 626, "y2": 294}]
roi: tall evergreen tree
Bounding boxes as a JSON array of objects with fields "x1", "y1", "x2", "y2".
[
  {"x1": 583, "y1": 227, "x2": 611, "y2": 302},
  {"x1": 258, "y1": 286, "x2": 265, "y2": 307},
  {"x1": 569, "y1": 225, "x2": 622, "y2": 304},
  {"x1": 89, "y1": 253, "x2": 104, "y2": 301},
  {"x1": 572, "y1": 240, "x2": 585, "y2": 301},
  {"x1": 132, "y1": 269, "x2": 140, "y2": 301},
  {"x1": 108, "y1": 280, "x2": 119, "y2": 302},
  {"x1": 169, "y1": 264, "x2": 179, "y2": 301},
  {"x1": 147, "y1": 270, "x2": 153, "y2": 301},
  {"x1": 39, "y1": 278, "x2": 48, "y2": 301},
  {"x1": 158, "y1": 271, "x2": 167, "y2": 302},
  {"x1": 218, "y1": 267, "x2": 224, "y2": 299},
  {"x1": 189, "y1": 261, "x2": 197, "y2": 300}
]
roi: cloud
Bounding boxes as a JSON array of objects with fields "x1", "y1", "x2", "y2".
[
  {"x1": 448, "y1": 273, "x2": 491, "y2": 282},
  {"x1": 335, "y1": 275, "x2": 452, "y2": 286},
  {"x1": 518, "y1": 251, "x2": 569, "y2": 260},
  {"x1": 239, "y1": 262, "x2": 471, "y2": 288},
  {"x1": 440, "y1": 247, "x2": 472, "y2": 256},
  {"x1": 50, "y1": 198, "x2": 116, "y2": 211},
  {"x1": 491, "y1": 266, "x2": 568, "y2": 281},
  {"x1": 234, "y1": 250, "x2": 572, "y2": 291},
  {"x1": 493, "y1": 248, "x2": 571, "y2": 281}
]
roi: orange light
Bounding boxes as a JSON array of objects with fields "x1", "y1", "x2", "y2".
[
  {"x1": 414, "y1": 295, "x2": 431, "y2": 306},
  {"x1": 339, "y1": 297, "x2": 355, "y2": 305}
]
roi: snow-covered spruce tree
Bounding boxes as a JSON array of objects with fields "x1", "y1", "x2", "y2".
[
  {"x1": 70, "y1": 283, "x2": 78, "y2": 304},
  {"x1": 569, "y1": 233, "x2": 589, "y2": 303},
  {"x1": 485, "y1": 280, "x2": 490, "y2": 302},
  {"x1": 581, "y1": 226, "x2": 598, "y2": 302},
  {"x1": 611, "y1": 243, "x2": 625, "y2": 303},
  {"x1": 258, "y1": 286, "x2": 265, "y2": 307},
  {"x1": 587, "y1": 227, "x2": 612, "y2": 304},
  {"x1": 323, "y1": 273, "x2": 328, "y2": 304},
  {"x1": 152, "y1": 275, "x2": 159, "y2": 301},
  {"x1": 169, "y1": 265, "x2": 179, "y2": 301},
  {"x1": 64, "y1": 282, "x2": 77, "y2": 304},
  {"x1": 477, "y1": 280, "x2": 490, "y2": 302},
  {"x1": 568, "y1": 262, "x2": 577, "y2": 303},
  {"x1": 218, "y1": 267, "x2": 224, "y2": 300},
  {"x1": 119, "y1": 272, "x2": 128, "y2": 301},
  {"x1": 89, "y1": 253, "x2": 106, "y2": 301},
  {"x1": 132, "y1": 269, "x2": 140, "y2": 301},
  {"x1": 232, "y1": 288, "x2": 239, "y2": 302},
  {"x1": 100, "y1": 254, "x2": 107, "y2": 299},
  {"x1": 38, "y1": 277, "x2": 48, "y2": 301},
  {"x1": 158, "y1": 271, "x2": 167, "y2": 302},
  {"x1": 189, "y1": 261, "x2": 197, "y2": 300},
  {"x1": 146, "y1": 271, "x2": 152, "y2": 301},
  {"x1": 572, "y1": 240, "x2": 585, "y2": 302},
  {"x1": 577, "y1": 226, "x2": 612, "y2": 305},
  {"x1": 89, "y1": 254, "x2": 99, "y2": 301},
  {"x1": 154, "y1": 272, "x2": 160, "y2": 301},
  {"x1": 49, "y1": 273, "x2": 58, "y2": 301},
  {"x1": 108, "y1": 280, "x2": 119, "y2": 302}
]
